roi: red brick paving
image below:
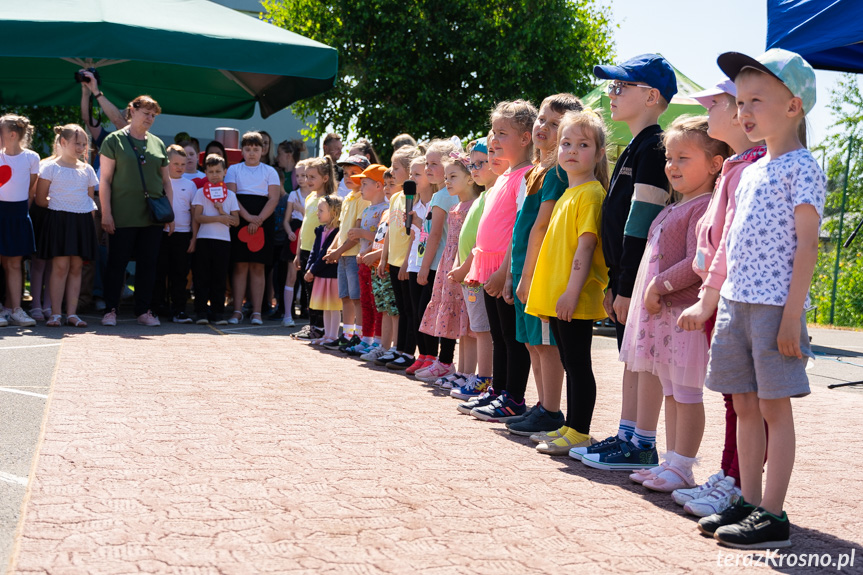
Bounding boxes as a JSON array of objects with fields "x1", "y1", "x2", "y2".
[{"x1": 8, "y1": 331, "x2": 863, "y2": 574}]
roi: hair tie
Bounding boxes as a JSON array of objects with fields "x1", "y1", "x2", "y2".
[{"x1": 449, "y1": 151, "x2": 470, "y2": 168}]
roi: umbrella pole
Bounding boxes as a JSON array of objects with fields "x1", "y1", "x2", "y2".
[{"x1": 829, "y1": 136, "x2": 854, "y2": 324}]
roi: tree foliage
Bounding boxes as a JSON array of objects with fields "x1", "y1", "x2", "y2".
[
  {"x1": 262, "y1": 0, "x2": 614, "y2": 159},
  {"x1": 810, "y1": 74, "x2": 863, "y2": 326}
]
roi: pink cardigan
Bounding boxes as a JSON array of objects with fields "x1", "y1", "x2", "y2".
[
  {"x1": 692, "y1": 146, "x2": 767, "y2": 291},
  {"x1": 649, "y1": 193, "x2": 711, "y2": 307}
]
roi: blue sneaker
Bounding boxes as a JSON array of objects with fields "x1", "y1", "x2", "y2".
[
  {"x1": 569, "y1": 434, "x2": 624, "y2": 461},
  {"x1": 450, "y1": 376, "x2": 491, "y2": 400},
  {"x1": 470, "y1": 391, "x2": 526, "y2": 423},
  {"x1": 345, "y1": 341, "x2": 373, "y2": 356},
  {"x1": 456, "y1": 387, "x2": 496, "y2": 414},
  {"x1": 581, "y1": 441, "x2": 658, "y2": 471}
]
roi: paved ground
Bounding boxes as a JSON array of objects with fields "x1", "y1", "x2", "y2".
[{"x1": 2, "y1": 318, "x2": 863, "y2": 574}]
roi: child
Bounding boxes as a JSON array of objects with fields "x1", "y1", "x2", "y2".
[
  {"x1": 0, "y1": 114, "x2": 39, "y2": 327},
  {"x1": 35, "y1": 124, "x2": 99, "y2": 327},
  {"x1": 323, "y1": 155, "x2": 370, "y2": 349},
  {"x1": 411, "y1": 138, "x2": 462, "y2": 380},
  {"x1": 154, "y1": 144, "x2": 197, "y2": 323},
  {"x1": 466, "y1": 100, "x2": 537, "y2": 423},
  {"x1": 292, "y1": 156, "x2": 337, "y2": 340},
  {"x1": 345, "y1": 164, "x2": 389, "y2": 355},
  {"x1": 225, "y1": 131, "x2": 281, "y2": 326},
  {"x1": 525, "y1": 110, "x2": 610, "y2": 455},
  {"x1": 507, "y1": 93, "x2": 584, "y2": 437},
  {"x1": 419, "y1": 153, "x2": 480, "y2": 387},
  {"x1": 281, "y1": 159, "x2": 309, "y2": 327},
  {"x1": 583, "y1": 116, "x2": 726, "y2": 477},
  {"x1": 574, "y1": 54, "x2": 677, "y2": 462},
  {"x1": 361, "y1": 169, "x2": 401, "y2": 362},
  {"x1": 306, "y1": 196, "x2": 343, "y2": 345},
  {"x1": 449, "y1": 137, "x2": 500, "y2": 402},
  {"x1": 180, "y1": 140, "x2": 205, "y2": 182},
  {"x1": 379, "y1": 145, "x2": 424, "y2": 369},
  {"x1": 191, "y1": 154, "x2": 240, "y2": 325},
  {"x1": 672, "y1": 79, "x2": 767, "y2": 518},
  {"x1": 698, "y1": 49, "x2": 825, "y2": 550},
  {"x1": 390, "y1": 156, "x2": 435, "y2": 370}
]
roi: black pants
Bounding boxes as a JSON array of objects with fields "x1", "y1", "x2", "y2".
[
  {"x1": 409, "y1": 271, "x2": 437, "y2": 356},
  {"x1": 153, "y1": 231, "x2": 191, "y2": 316},
  {"x1": 193, "y1": 239, "x2": 231, "y2": 318},
  {"x1": 484, "y1": 290, "x2": 531, "y2": 402},
  {"x1": 389, "y1": 265, "x2": 415, "y2": 355},
  {"x1": 608, "y1": 275, "x2": 626, "y2": 350},
  {"x1": 299, "y1": 249, "x2": 322, "y2": 329},
  {"x1": 549, "y1": 317, "x2": 596, "y2": 434},
  {"x1": 271, "y1": 242, "x2": 287, "y2": 315},
  {"x1": 105, "y1": 225, "x2": 162, "y2": 316},
  {"x1": 439, "y1": 337, "x2": 457, "y2": 364}
]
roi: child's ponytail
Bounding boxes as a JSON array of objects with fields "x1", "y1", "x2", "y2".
[{"x1": 0, "y1": 114, "x2": 35, "y2": 149}]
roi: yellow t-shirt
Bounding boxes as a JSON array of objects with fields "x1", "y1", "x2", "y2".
[
  {"x1": 387, "y1": 191, "x2": 411, "y2": 268},
  {"x1": 525, "y1": 181, "x2": 609, "y2": 321},
  {"x1": 338, "y1": 191, "x2": 370, "y2": 257},
  {"x1": 300, "y1": 192, "x2": 328, "y2": 252}
]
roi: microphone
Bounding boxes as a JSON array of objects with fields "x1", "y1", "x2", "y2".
[{"x1": 403, "y1": 180, "x2": 417, "y2": 231}]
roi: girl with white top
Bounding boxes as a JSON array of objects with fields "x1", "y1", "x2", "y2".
[
  {"x1": 0, "y1": 114, "x2": 40, "y2": 327},
  {"x1": 281, "y1": 160, "x2": 310, "y2": 326},
  {"x1": 225, "y1": 131, "x2": 281, "y2": 325},
  {"x1": 35, "y1": 124, "x2": 99, "y2": 327}
]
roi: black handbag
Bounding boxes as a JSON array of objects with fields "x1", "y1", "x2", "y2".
[{"x1": 123, "y1": 130, "x2": 174, "y2": 224}]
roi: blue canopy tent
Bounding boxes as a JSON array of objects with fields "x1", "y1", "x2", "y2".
[
  {"x1": 766, "y1": 0, "x2": 863, "y2": 72},
  {"x1": 767, "y1": 0, "x2": 863, "y2": 329}
]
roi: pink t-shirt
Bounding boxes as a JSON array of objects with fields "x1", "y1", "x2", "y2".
[
  {"x1": 466, "y1": 165, "x2": 531, "y2": 284},
  {"x1": 692, "y1": 146, "x2": 766, "y2": 292}
]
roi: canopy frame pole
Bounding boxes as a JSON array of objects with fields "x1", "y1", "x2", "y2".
[
  {"x1": 219, "y1": 70, "x2": 256, "y2": 97},
  {"x1": 61, "y1": 57, "x2": 130, "y2": 68}
]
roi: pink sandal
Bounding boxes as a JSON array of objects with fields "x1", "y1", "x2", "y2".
[
  {"x1": 630, "y1": 461, "x2": 669, "y2": 484},
  {"x1": 643, "y1": 465, "x2": 695, "y2": 493}
]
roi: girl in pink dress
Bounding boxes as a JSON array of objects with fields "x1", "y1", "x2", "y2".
[
  {"x1": 619, "y1": 116, "x2": 729, "y2": 493},
  {"x1": 419, "y1": 154, "x2": 481, "y2": 387}
]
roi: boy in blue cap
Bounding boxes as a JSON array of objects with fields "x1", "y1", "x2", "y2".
[{"x1": 571, "y1": 54, "x2": 677, "y2": 469}]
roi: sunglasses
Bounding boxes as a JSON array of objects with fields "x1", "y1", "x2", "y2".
[
  {"x1": 467, "y1": 161, "x2": 486, "y2": 171},
  {"x1": 606, "y1": 81, "x2": 654, "y2": 95}
]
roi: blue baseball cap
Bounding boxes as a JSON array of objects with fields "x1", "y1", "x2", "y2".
[
  {"x1": 470, "y1": 137, "x2": 488, "y2": 155},
  {"x1": 594, "y1": 54, "x2": 678, "y2": 103}
]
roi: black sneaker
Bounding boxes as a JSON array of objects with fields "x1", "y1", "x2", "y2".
[
  {"x1": 374, "y1": 350, "x2": 399, "y2": 366},
  {"x1": 507, "y1": 406, "x2": 565, "y2": 436},
  {"x1": 714, "y1": 508, "x2": 792, "y2": 549},
  {"x1": 386, "y1": 354, "x2": 412, "y2": 370},
  {"x1": 293, "y1": 325, "x2": 319, "y2": 339},
  {"x1": 173, "y1": 312, "x2": 194, "y2": 324},
  {"x1": 569, "y1": 434, "x2": 624, "y2": 461},
  {"x1": 456, "y1": 388, "x2": 497, "y2": 415},
  {"x1": 504, "y1": 402, "x2": 539, "y2": 426},
  {"x1": 339, "y1": 334, "x2": 361, "y2": 351},
  {"x1": 195, "y1": 314, "x2": 209, "y2": 325},
  {"x1": 698, "y1": 497, "x2": 757, "y2": 536},
  {"x1": 323, "y1": 336, "x2": 348, "y2": 350}
]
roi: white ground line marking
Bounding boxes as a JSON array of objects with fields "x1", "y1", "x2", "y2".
[
  {"x1": 0, "y1": 343, "x2": 61, "y2": 351},
  {"x1": 0, "y1": 387, "x2": 49, "y2": 399},
  {"x1": 0, "y1": 472, "x2": 28, "y2": 486}
]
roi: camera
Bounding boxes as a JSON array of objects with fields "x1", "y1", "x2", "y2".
[{"x1": 74, "y1": 67, "x2": 101, "y2": 84}]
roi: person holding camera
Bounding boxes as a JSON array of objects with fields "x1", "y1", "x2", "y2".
[
  {"x1": 99, "y1": 95, "x2": 173, "y2": 327},
  {"x1": 78, "y1": 69, "x2": 127, "y2": 170}
]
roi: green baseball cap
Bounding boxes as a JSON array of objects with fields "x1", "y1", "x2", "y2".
[{"x1": 717, "y1": 48, "x2": 816, "y2": 114}]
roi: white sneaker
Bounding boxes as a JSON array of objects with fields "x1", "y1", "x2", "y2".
[
  {"x1": 683, "y1": 476, "x2": 741, "y2": 517},
  {"x1": 671, "y1": 469, "x2": 725, "y2": 506},
  {"x1": 10, "y1": 307, "x2": 36, "y2": 327},
  {"x1": 0, "y1": 311, "x2": 8, "y2": 327},
  {"x1": 281, "y1": 317, "x2": 296, "y2": 327},
  {"x1": 361, "y1": 345, "x2": 388, "y2": 362}
]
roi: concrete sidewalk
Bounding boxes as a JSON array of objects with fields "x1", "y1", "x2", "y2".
[{"x1": 6, "y1": 325, "x2": 863, "y2": 574}]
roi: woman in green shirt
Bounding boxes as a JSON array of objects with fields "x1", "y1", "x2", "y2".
[{"x1": 99, "y1": 95, "x2": 172, "y2": 327}]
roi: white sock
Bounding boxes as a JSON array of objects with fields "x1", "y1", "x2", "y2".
[
  {"x1": 673, "y1": 453, "x2": 697, "y2": 476},
  {"x1": 283, "y1": 287, "x2": 294, "y2": 321},
  {"x1": 363, "y1": 336, "x2": 374, "y2": 344}
]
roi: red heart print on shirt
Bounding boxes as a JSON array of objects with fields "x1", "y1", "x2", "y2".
[
  {"x1": 237, "y1": 225, "x2": 265, "y2": 252},
  {"x1": 0, "y1": 165, "x2": 12, "y2": 188}
]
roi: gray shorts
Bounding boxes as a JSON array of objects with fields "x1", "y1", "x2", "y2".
[
  {"x1": 705, "y1": 298, "x2": 811, "y2": 400},
  {"x1": 337, "y1": 256, "x2": 361, "y2": 300},
  {"x1": 462, "y1": 284, "x2": 490, "y2": 332}
]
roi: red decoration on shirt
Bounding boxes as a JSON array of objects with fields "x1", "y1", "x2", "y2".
[{"x1": 0, "y1": 165, "x2": 11, "y2": 187}]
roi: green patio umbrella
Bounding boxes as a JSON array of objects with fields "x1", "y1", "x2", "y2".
[
  {"x1": 0, "y1": 0, "x2": 338, "y2": 119},
  {"x1": 581, "y1": 61, "x2": 706, "y2": 159}
]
